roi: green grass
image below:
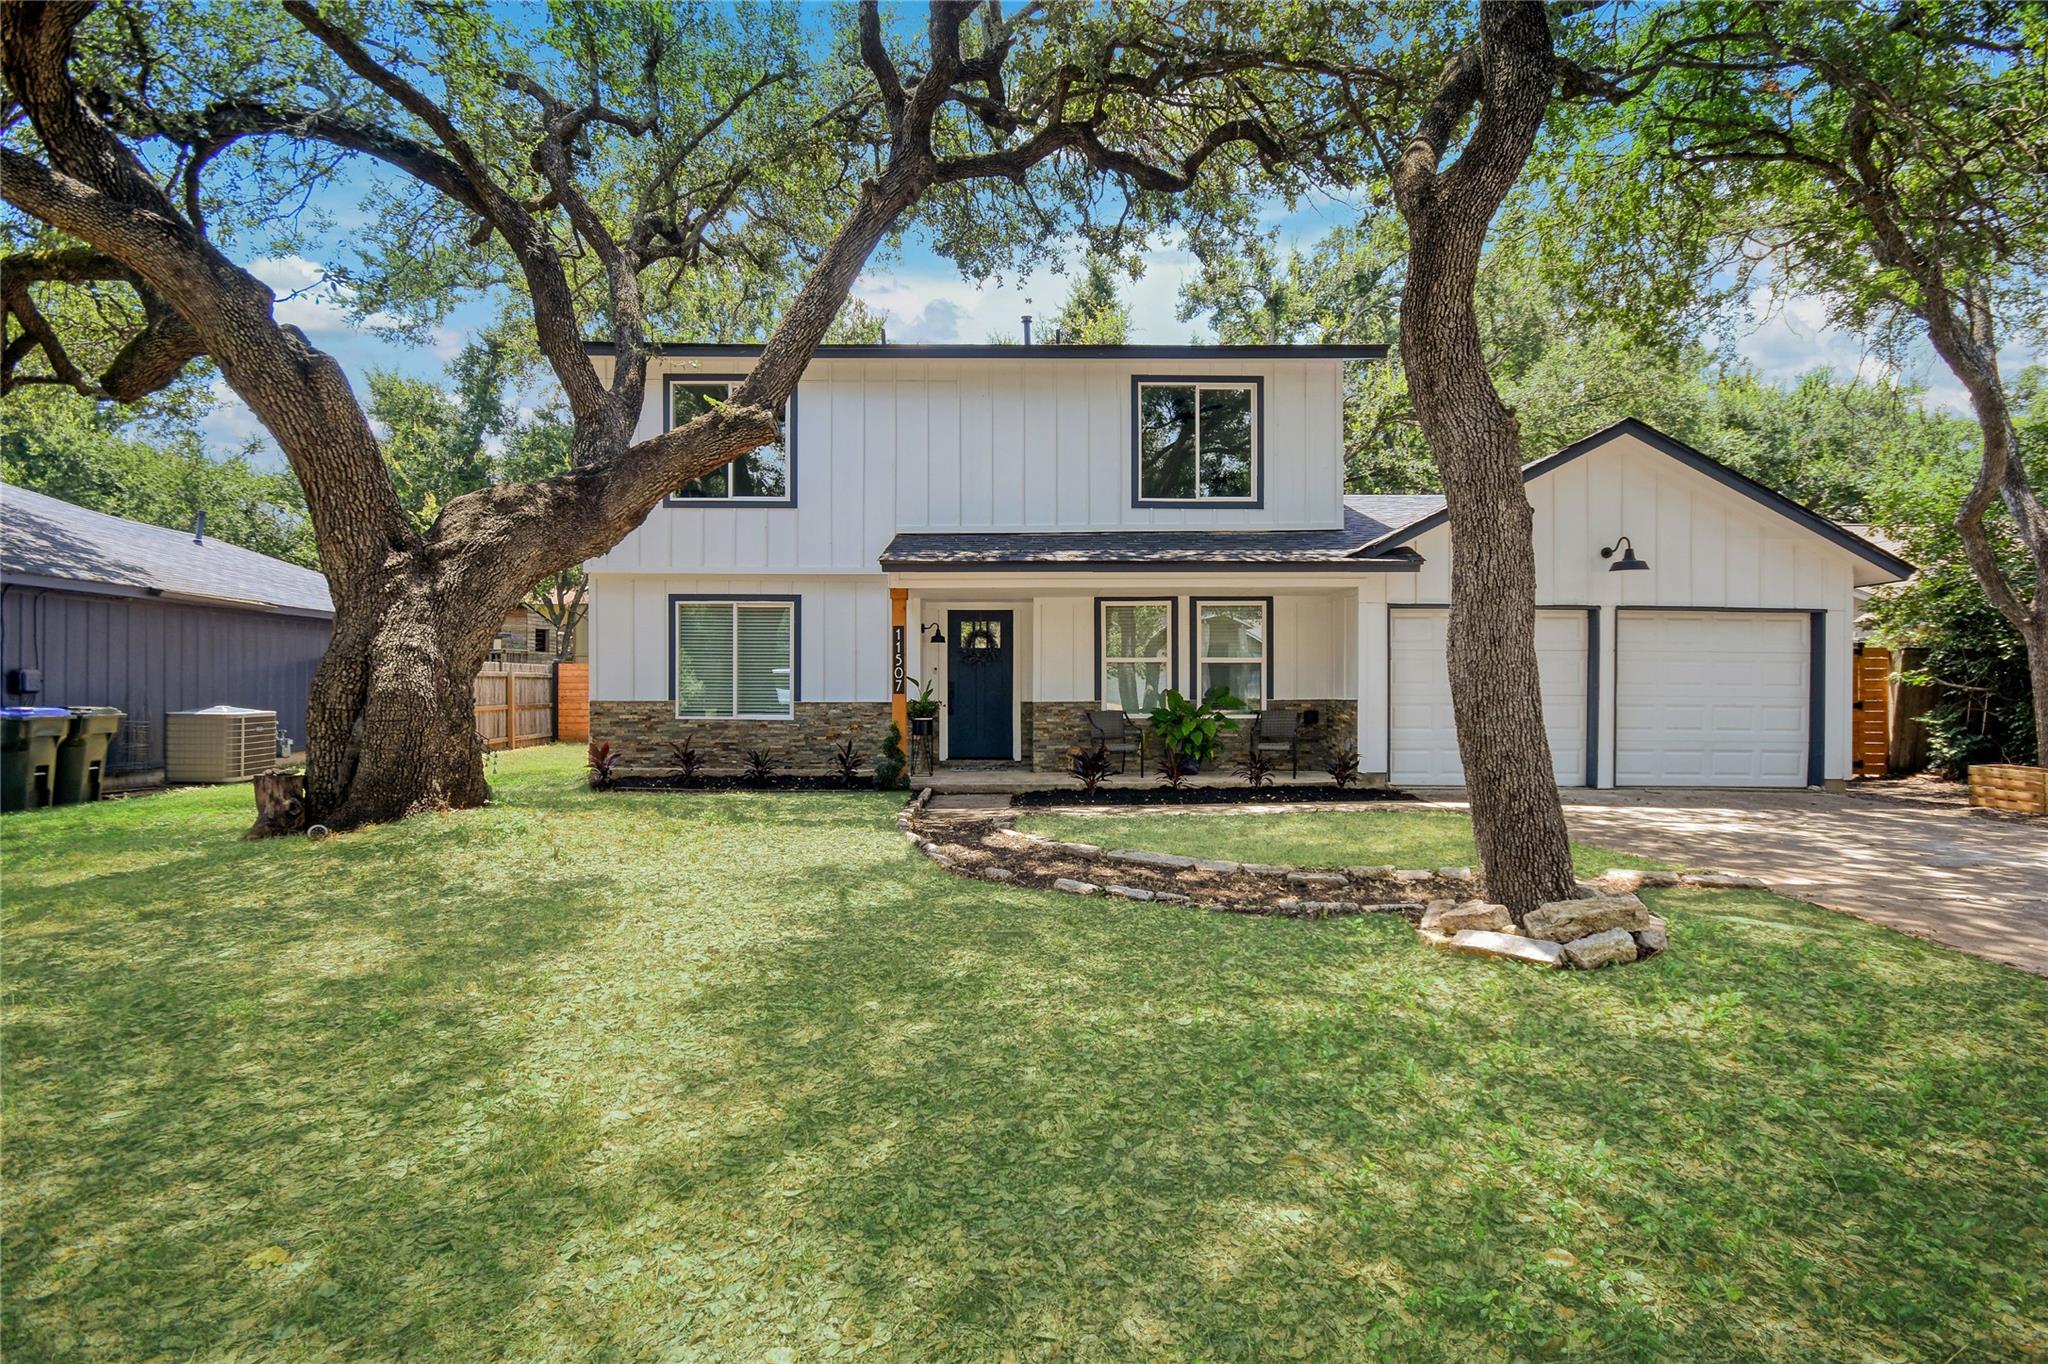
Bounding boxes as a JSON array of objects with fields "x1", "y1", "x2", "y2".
[
  {"x1": 1018, "y1": 805, "x2": 1675, "y2": 877},
  {"x1": 3, "y1": 746, "x2": 2044, "y2": 1361}
]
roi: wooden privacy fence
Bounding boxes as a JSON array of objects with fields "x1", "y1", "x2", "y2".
[
  {"x1": 1852, "y1": 643, "x2": 1892, "y2": 779},
  {"x1": 475, "y1": 661, "x2": 556, "y2": 750},
  {"x1": 556, "y1": 662, "x2": 589, "y2": 742}
]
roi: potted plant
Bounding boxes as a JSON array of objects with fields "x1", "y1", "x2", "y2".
[
  {"x1": 905, "y1": 676, "x2": 939, "y2": 737},
  {"x1": 1147, "y1": 685, "x2": 1244, "y2": 774}
]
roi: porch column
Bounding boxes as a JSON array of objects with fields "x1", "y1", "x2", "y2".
[
  {"x1": 890, "y1": 587, "x2": 909, "y2": 740},
  {"x1": 1357, "y1": 586, "x2": 1389, "y2": 778}
]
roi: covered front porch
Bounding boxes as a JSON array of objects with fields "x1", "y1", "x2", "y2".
[{"x1": 883, "y1": 570, "x2": 1377, "y2": 775}]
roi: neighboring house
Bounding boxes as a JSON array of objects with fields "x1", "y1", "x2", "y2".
[
  {"x1": 584, "y1": 344, "x2": 1912, "y2": 788},
  {"x1": 0, "y1": 483, "x2": 333, "y2": 774},
  {"x1": 494, "y1": 600, "x2": 587, "y2": 661}
]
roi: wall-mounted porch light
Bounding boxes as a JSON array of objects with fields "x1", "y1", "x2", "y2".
[
  {"x1": 1600, "y1": 535, "x2": 1649, "y2": 572},
  {"x1": 922, "y1": 620, "x2": 945, "y2": 644}
]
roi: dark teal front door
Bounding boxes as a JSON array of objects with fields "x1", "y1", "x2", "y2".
[{"x1": 947, "y1": 610, "x2": 1014, "y2": 759}]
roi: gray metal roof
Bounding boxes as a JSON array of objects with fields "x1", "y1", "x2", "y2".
[
  {"x1": 880, "y1": 497, "x2": 1439, "y2": 571},
  {"x1": 1, "y1": 483, "x2": 333, "y2": 615}
]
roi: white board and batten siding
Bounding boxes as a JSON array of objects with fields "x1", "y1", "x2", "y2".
[
  {"x1": 594, "y1": 578, "x2": 1362, "y2": 712},
  {"x1": 1024, "y1": 591, "x2": 1355, "y2": 705},
  {"x1": 587, "y1": 356, "x2": 1348, "y2": 579},
  {"x1": 588, "y1": 573, "x2": 892, "y2": 705},
  {"x1": 1364, "y1": 429, "x2": 1862, "y2": 786}
]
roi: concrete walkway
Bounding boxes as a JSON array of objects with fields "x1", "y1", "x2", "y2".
[{"x1": 1413, "y1": 785, "x2": 2048, "y2": 976}]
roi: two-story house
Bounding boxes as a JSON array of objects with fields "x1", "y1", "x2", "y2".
[{"x1": 584, "y1": 342, "x2": 1910, "y2": 788}]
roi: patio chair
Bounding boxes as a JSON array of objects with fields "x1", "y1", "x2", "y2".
[
  {"x1": 1252, "y1": 708, "x2": 1303, "y2": 777},
  {"x1": 1085, "y1": 708, "x2": 1145, "y2": 776}
]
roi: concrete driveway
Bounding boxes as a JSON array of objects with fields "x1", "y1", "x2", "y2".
[{"x1": 1416, "y1": 783, "x2": 2048, "y2": 976}]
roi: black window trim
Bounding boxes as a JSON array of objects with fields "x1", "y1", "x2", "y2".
[
  {"x1": 1093, "y1": 595, "x2": 1179, "y2": 711},
  {"x1": 667, "y1": 592, "x2": 802, "y2": 720},
  {"x1": 661, "y1": 373, "x2": 798, "y2": 507},
  {"x1": 1129, "y1": 374, "x2": 1265, "y2": 509},
  {"x1": 1189, "y1": 595, "x2": 1274, "y2": 712}
]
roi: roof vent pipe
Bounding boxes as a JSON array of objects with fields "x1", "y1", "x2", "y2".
[
  {"x1": 1020, "y1": 314, "x2": 1032, "y2": 346},
  {"x1": 192, "y1": 509, "x2": 207, "y2": 544}
]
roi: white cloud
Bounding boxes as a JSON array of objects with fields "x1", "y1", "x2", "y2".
[
  {"x1": 1731, "y1": 279, "x2": 2042, "y2": 417},
  {"x1": 246, "y1": 255, "x2": 419, "y2": 339},
  {"x1": 852, "y1": 241, "x2": 1207, "y2": 345}
]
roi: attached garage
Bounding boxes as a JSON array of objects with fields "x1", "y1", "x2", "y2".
[
  {"x1": 1389, "y1": 608, "x2": 1590, "y2": 786},
  {"x1": 1613, "y1": 610, "x2": 1815, "y2": 787}
]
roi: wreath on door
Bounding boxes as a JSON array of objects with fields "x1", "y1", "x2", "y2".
[{"x1": 958, "y1": 623, "x2": 1001, "y2": 664}]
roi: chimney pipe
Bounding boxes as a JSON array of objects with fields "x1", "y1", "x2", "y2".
[
  {"x1": 1020, "y1": 314, "x2": 1033, "y2": 346},
  {"x1": 192, "y1": 509, "x2": 207, "y2": 545}
]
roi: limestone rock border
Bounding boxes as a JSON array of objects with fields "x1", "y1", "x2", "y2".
[
  {"x1": 899, "y1": 804, "x2": 1759, "y2": 964},
  {"x1": 902, "y1": 803, "x2": 1460, "y2": 920}
]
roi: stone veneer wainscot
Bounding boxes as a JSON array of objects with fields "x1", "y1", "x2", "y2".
[
  {"x1": 1023, "y1": 698, "x2": 1360, "y2": 773},
  {"x1": 591, "y1": 701, "x2": 895, "y2": 774}
]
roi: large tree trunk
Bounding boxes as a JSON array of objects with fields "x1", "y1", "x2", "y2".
[
  {"x1": 1387, "y1": 3, "x2": 1580, "y2": 917},
  {"x1": 305, "y1": 578, "x2": 499, "y2": 827},
  {"x1": 1905, "y1": 287, "x2": 2048, "y2": 766},
  {"x1": 1402, "y1": 235, "x2": 1579, "y2": 915}
]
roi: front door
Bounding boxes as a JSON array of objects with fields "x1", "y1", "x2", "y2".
[{"x1": 946, "y1": 610, "x2": 1014, "y2": 759}]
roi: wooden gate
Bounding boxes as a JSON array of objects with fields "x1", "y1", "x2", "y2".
[
  {"x1": 1852, "y1": 643, "x2": 1891, "y2": 779},
  {"x1": 555, "y1": 662, "x2": 589, "y2": 743},
  {"x1": 475, "y1": 661, "x2": 555, "y2": 750}
]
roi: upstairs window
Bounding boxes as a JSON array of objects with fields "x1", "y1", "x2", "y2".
[
  {"x1": 666, "y1": 377, "x2": 793, "y2": 503},
  {"x1": 1099, "y1": 599, "x2": 1173, "y2": 712},
  {"x1": 673, "y1": 598, "x2": 796, "y2": 719},
  {"x1": 1134, "y1": 379, "x2": 1259, "y2": 504}
]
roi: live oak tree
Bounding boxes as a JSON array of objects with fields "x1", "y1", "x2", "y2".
[
  {"x1": 1275, "y1": 1, "x2": 1662, "y2": 914},
  {"x1": 2, "y1": 0, "x2": 1328, "y2": 829},
  {"x1": 1376, "y1": 3, "x2": 1589, "y2": 913},
  {"x1": 1601, "y1": 0, "x2": 2048, "y2": 764}
]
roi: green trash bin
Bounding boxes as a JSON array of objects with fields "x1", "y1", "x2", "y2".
[
  {"x1": 54, "y1": 707, "x2": 124, "y2": 805},
  {"x1": 2, "y1": 707, "x2": 74, "y2": 813}
]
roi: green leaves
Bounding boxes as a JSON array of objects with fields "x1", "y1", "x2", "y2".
[{"x1": 1146, "y1": 686, "x2": 1244, "y2": 767}]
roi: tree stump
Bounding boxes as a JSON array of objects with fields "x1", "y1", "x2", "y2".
[{"x1": 247, "y1": 769, "x2": 309, "y2": 839}]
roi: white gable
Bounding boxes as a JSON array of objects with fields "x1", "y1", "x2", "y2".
[{"x1": 1386, "y1": 428, "x2": 1892, "y2": 607}]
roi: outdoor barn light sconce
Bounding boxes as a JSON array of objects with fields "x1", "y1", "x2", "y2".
[
  {"x1": 922, "y1": 621, "x2": 945, "y2": 644},
  {"x1": 1601, "y1": 535, "x2": 1650, "y2": 572}
]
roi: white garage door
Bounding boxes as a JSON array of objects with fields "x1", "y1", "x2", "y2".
[
  {"x1": 1389, "y1": 609, "x2": 1588, "y2": 786},
  {"x1": 1615, "y1": 611, "x2": 1809, "y2": 787}
]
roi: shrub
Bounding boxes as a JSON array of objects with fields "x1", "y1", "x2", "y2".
[
  {"x1": 586, "y1": 740, "x2": 619, "y2": 790},
  {"x1": 1238, "y1": 749, "x2": 1275, "y2": 788},
  {"x1": 1148, "y1": 686, "x2": 1243, "y2": 768},
  {"x1": 743, "y1": 750, "x2": 778, "y2": 784},
  {"x1": 1324, "y1": 744, "x2": 1361, "y2": 789},
  {"x1": 1157, "y1": 749, "x2": 1192, "y2": 790},
  {"x1": 874, "y1": 723, "x2": 909, "y2": 789},
  {"x1": 668, "y1": 738, "x2": 705, "y2": 785},
  {"x1": 830, "y1": 737, "x2": 863, "y2": 785},
  {"x1": 1069, "y1": 743, "x2": 1113, "y2": 797}
]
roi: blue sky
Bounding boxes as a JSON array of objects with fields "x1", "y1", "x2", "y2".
[{"x1": 200, "y1": 171, "x2": 2031, "y2": 458}]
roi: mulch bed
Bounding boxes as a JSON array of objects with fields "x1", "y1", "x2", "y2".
[
  {"x1": 607, "y1": 775, "x2": 891, "y2": 794},
  {"x1": 1012, "y1": 784, "x2": 1415, "y2": 808},
  {"x1": 907, "y1": 808, "x2": 1464, "y2": 920}
]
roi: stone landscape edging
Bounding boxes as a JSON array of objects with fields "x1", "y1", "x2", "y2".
[
  {"x1": 897, "y1": 795, "x2": 1777, "y2": 964},
  {"x1": 902, "y1": 800, "x2": 1452, "y2": 918}
]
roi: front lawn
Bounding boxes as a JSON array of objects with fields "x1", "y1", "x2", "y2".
[
  {"x1": 1019, "y1": 806, "x2": 1674, "y2": 877},
  {"x1": 4, "y1": 745, "x2": 2044, "y2": 1361}
]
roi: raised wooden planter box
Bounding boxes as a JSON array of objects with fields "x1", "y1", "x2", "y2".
[{"x1": 1967, "y1": 763, "x2": 2048, "y2": 815}]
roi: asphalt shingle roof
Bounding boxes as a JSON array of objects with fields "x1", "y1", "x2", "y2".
[
  {"x1": 1, "y1": 483, "x2": 333, "y2": 615},
  {"x1": 879, "y1": 496, "x2": 1442, "y2": 569}
]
